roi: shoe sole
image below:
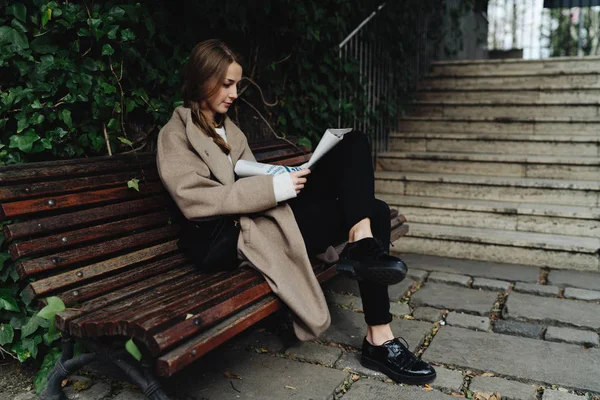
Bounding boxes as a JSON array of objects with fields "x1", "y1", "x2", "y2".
[
  {"x1": 360, "y1": 355, "x2": 437, "y2": 385},
  {"x1": 336, "y1": 260, "x2": 407, "y2": 286}
]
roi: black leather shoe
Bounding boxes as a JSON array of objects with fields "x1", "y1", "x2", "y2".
[
  {"x1": 336, "y1": 237, "x2": 408, "y2": 286},
  {"x1": 361, "y1": 337, "x2": 436, "y2": 385}
]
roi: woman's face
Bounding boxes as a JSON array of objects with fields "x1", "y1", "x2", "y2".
[{"x1": 200, "y1": 61, "x2": 242, "y2": 121}]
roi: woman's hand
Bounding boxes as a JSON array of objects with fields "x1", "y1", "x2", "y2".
[{"x1": 290, "y1": 169, "x2": 311, "y2": 194}]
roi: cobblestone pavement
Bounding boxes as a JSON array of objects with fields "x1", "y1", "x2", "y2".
[{"x1": 5, "y1": 254, "x2": 600, "y2": 400}]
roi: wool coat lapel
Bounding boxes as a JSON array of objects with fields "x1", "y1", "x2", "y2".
[{"x1": 184, "y1": 110, "x2": 235, "y2": 186}]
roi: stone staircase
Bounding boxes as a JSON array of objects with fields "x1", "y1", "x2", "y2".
[{"x1": 377, "y1": 57, "x2": 600, "y2": 272}]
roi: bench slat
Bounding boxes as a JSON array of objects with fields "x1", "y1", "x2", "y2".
[
  {"x1": 0, "y1": 181, "x2": 164, "y2": 219},
  {"x1": 70, "y1": 269, "x2": 258, "y2": 337},
  {"x1": 55, "y1": 259, "x2": 194, "y2": 331},
  {"x1": 156, "y1": 295, "x2": 282, "y2": 377},
  {"x1": 23, "y1": 239, "x2": 179, "y2": 301},
  {"x1": 9, "y1": 210, "x2": 170, "y2": 259},
  {"x1": 155, "y1": 262, "x2": 337, "y2": 377},
  {"x1": 18, "y1": 225, "x2": 179, "y2": 279},
  {"x1": 0, "y1": 153, "x2": 156, "y2": 185},
  {"x1": 0, "y1": 170, "x2": 159, "y2": 203},
  {"x1": 3, "y1": 197, "x2": 170, "y2": 242}
]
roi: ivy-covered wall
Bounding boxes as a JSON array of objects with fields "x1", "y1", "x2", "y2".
[{"x1": 0, "y1": 0, "x2": 461, "y2": 392}]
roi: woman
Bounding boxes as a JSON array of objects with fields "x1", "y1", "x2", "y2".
[{"x1": 156, "y1": 39, "x2": 436, "y2": 385}]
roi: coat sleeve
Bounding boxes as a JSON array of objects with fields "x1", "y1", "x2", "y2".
[{"x1": 156, "y1": 128, "x2": 277, "y2": 221}]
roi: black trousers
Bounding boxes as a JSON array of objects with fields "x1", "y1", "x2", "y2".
[{"x1": 288, "y1": 130, "x2": 393, "y2": 326}]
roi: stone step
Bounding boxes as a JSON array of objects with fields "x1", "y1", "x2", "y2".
[
  {"x1": 419, "y1": 73, "x2": 600, "y2": 91},
  {"x1": 375, "y1": 171, "x2": 600, "y2": 207},
  {"x1": 392, "y1": 223, "x2": 600, "y2": 271},
  {"x1": 390, "y1": 132, "x2": 600, "y2": 156},
  {"x1": 415, "y1": 90, "x2": 600, "y2": 104},
  {"x1": 429, "y1": 57, "x2": 600, "y2": 76},
  {"x1": 404, "y1": 104, "x2": 600, "y2": 120},
  {"x1": 398, "y1": 116, "x2": 600, "y2": 135},
  {"x1": 378, "y1": 151, "x2": 600, "y2": 180},
  {"x1": 376, "y1": 194, "x2": 600, "y2": 238}
]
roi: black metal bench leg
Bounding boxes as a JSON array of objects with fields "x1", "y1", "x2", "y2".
[
  {"x1": 40, "y1": 335, "x2": 99, "y2": 400},
  {"x1": 40, "y1": 335, "x2": 170, "y2": 400}
]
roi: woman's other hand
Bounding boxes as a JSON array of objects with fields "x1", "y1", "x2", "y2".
[{"x1": 290, "y1": 169, "x2": 311, "y2": 194}]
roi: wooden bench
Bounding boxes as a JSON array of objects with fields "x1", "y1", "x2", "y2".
[{"x1": 0, "y1": 140, "x2": 408, "y2": 400}]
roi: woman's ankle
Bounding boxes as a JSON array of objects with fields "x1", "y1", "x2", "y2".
[{"x1": 367, "y1": 324, "x2": 394, "y2": 346}]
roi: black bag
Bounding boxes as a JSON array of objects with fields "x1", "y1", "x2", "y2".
[{"x1": 177, "y1": 217, "x2": 241, "y2": 272}]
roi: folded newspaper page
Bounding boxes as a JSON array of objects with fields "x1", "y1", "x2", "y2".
[{"x1": 235, "y1": 128, "x2": 352, "y2": 177}]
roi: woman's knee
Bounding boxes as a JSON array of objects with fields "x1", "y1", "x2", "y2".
[
  {"x1": 371, "y1": 199, "x2": 391, "y2": 242},
  {"x1": 342, "y1": 130, "x2": 371, "y2": 152}
]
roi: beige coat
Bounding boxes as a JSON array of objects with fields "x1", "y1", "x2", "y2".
[{"x1": 156, "y1": 106, "x2": 330, "y2": 340}]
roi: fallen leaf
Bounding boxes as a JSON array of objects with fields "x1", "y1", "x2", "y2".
[
  {"x1": 423, "y1": 384, "x2": 433, "y2": 391},
  {"x1": 384, "y1": 379, "x2": 394, "y2": 383},
  {"x1": 224, "y1": 370, "x2": 241, "y2": 380},
  {"x1": 285, "y1": 385, "x2": 296, "y2": 390},
  {"x1": 473, "y1": 392, "x2": 501, "y2": 400},
  {"x1": 481, "y1": 372, "x2": 495, "y2": 377},
  {"x1": 351, "y1": 374, "x2": 360, "y2": 382},
  {"x1": 451, "y1": 392, "x2": 466, "y2": 397},
  {"x1": 60, "y1": 379, "x2": 69, "y2": 388},
  {"x1": 185, "y1": 313, "x2": 194, "y2": 320}
]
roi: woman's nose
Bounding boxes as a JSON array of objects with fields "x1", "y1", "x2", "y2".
[{"x1": 229, "y1": 86, "x2": 238, "y2": 99}]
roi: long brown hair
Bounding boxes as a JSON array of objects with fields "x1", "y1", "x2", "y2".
[{"x1": 182, "y1": 39, "x2": 241, "y2": 155}]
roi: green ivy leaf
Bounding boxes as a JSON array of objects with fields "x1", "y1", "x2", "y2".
[
  {"x1": 0, "y1": 293, "x2": 20, "y2": 312},
  {"x1": 0, "y1": 253, "x2": 10, "y2": 271},
  {"x1": 298, "y1": 137, "x2": 313, "y2": 150},
  {"x1": 34, "y1": 347, "x2": 61, "y2": 394},
  {"x1": 127, "y1": 178, "x2": 140, "y2": 192},
  {"x1": 0, "y1": 324, "x2": 15, "y2": 345},
  {"x1": 37, "y1": 296, "x2": 65, "y2": 320},
  {"x1": 11, "y1": 340, "x2": 31, "y2": 362},
  {"x1": 0, "y1": 26, "x2": 29, "y2": 50},
  {"x1": 21, "y1": 316, "x2": 45, "y2": 338},
  {"x1": 6, "y1": 4, "x2": 27, "y2": 23},
  {"x1": 41, "y1": 8, "x2": 53, "y2": 28},
  {"x1": 9, "y1": 130, "x2": 40, "y2": 153},
  {"x1": 22, "y1": 335, "x2": 42, "y2": 359},
  {"x1": 107, "y1": 25, "x2": 119, "y2": 40},
  {"x1": 102, "y1": 44, "x2": 114, "y2": 56},
  {"x1": 58, "y1": 109, "x2": 72, "y2": 129},
  {"x1": 118, "y1": 136, "x2": 133, "y2": 146},
  {"x1": 30, "y1": 35, "x2": 58, "y2": 54},
  {"x1": 125, "y1": 338, "x2": 142, "y2": 361},
  {"x1": 120, "y1": 28, "x2": 135, "y2": 42}
]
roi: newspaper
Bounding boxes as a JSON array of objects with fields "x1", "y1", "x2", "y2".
[{"x1": 235, "y1": 128, "x2": 352, "y2": 177}]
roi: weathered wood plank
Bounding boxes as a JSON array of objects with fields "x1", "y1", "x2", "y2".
[
  {"x1": 0, "y1": 170, "x2": 159, "y2": 202},
  {"x1": 55, "y1": 260, "x2": 194, "y2": 331},
  {"x1": 0, "y1": 181, "x2": 164, "y2": 219},
  {"x1": 155, "y1": 296, "x2": 281, "y2": 377},
  {"x1": 24, "y1": 240, "x2": 179, "y2": 300},
  {"x1": 10, "y1": 210, "x2": 170, "y2": 259},
  {"x1": 0, "y1": 153, "x2": 156, "y2": 185},
  {"x1": 17, "y1": 225, "x2": 179, "y2": 279},
  {"x1": 3, "y1": 196, "x2": 170, "y2": 242}
]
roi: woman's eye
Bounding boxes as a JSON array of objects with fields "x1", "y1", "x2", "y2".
[{"x1": 223, "y1": 83, "x2": 231, "y2": 88}]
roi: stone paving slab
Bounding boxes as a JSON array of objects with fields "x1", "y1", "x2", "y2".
[
  {"x1": 564, "y1": 287, "x2": 600, "y2": 301},
  {"x1": 63, "y1": 383, "x2": 111, "y2": 400},
  {"x1": 410, "y1": 283, "x2": 498, "y2": 316},
  {"x1": 493, "y1": 320, "x2": 544, "y2": 339},
  {"x1": 428, "y1": 272, "x2": 471, "y2": 286},
  {"x1": 325, "y1": 275, "x2": 360, "y2": 296},
  {"x1": 285, "y1": 341, "x2": 343, "y2": 367},
  {"x1": 542, "y1": 390, "x2": 587, "y2": 399},
  {"x1": 545, "y1": 326, "x2": 599, "y2": 347},
  {"x1": 389, "y1": 279, "x2": 416, "y2": 301},
  {"x1": 413, "y1": 307, "x2": 444, "y2": 323},
  {"x1": 320, "y1": 307, "x2": 432, "y2": 350},
  {"x1": 390, "y1": 302, "x2": 411, "y2": 316},
  {"x1": 514, "y1": 283, "x2": 560, "y2": 297},
  {"x1": 326, "y1": 292, "x2": 363, "y2": 311},
  {"x1": 112, "y1": 390, "x2": 145, "y2": 400},
  {"x1": 401, "y1": 253, "x2": 540, "y2": 283},
  {"x1": 470, "y1": 376, "x2": 538, "y2": 400},
  {"x1": 430, "y1": 366, "x2": 464, "y2": 393},
  {"x1": 334, "y1": 352, "x2": 387, "y2": 379},
  {"x1": 165, "y1": 349, "x2": 348, "y2": 400},
  {"x1": 504, "y1": 292, "x2": 600, "y2": 330},
  {"x1": 407, "y1": 268, "x2": 429, "y2": 282},
  {"x1": 547, "y1": 269, "x2": 600, "y2": 291},
  {"x1": 342, "y1": 379, "x2": 457, "y2": 399},
  {"x1": 446, "y1": 312, "x2": 491, "y2": 331},
  {"x1": 472, "y1": 278, "x2": 511, "y2": 292},
  {"x1": 423, "y1": 326, "x2": 600, "y2": 393},
  {"x1": 227, "y1": 328, "x2": 287, "y2": 353}
]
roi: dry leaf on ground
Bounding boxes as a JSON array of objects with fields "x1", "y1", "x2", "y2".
[{"x1": 224, "y1": 370, "x2": 241, "y2": 380}]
